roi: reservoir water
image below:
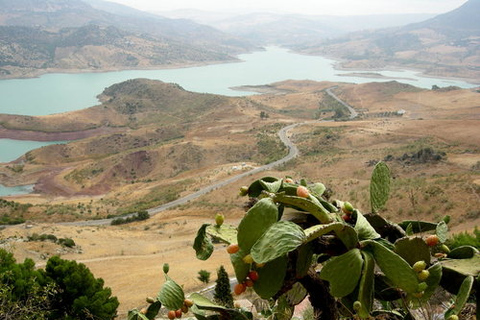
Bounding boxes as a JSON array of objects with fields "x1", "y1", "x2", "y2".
[
  {"x1": 0, "y1": 47, "x2": 477, "y2": 195},
  {"x1": 0, "y1": 47, "x2": 476, "y2": 116}
]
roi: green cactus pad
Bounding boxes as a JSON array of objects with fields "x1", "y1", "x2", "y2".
[
  {"x1": 275, "y1": 295, "x2": 295, "y2": 320},
  {"x1": 284, "y1": 282, "x2": 308, "y2": 305},
  {"x1": 356, "y1": 251, "x2": 375, "y2": 318},
  {"x1": 157, "y1": 276, "x2": 185, "y2": 310},
  {"x1": 357, "y1": 251, "x2": 375, "y2": 319},
  {"x1": 246, "y1": 177, "x2": 279, "y2": 197},
  {"x1": 308, "y1": 182, "x2": 326, "y2": 197},
  {"x1": 440, "y1": 254, "x2": 480, "y2": 277},
  {"x1": 421, "y1": 263, "x2": 442, "y2": 302},
  {"x1": 127, "y1": 309, "x2": 149, "y2": 320},
  {"x1": 189, "y1": 293, "x2": 253, "y2": 319},
  {"x1": 206, "y1": 224, "x2": 237, "y2": 245},
  {"x1": 189, "y1": 292, "x2": 227, "y2": 312},
  {"x1": 253, "y1": 255, "x2": 288, "y2": 299},
  {"x1": 448, "y1": 245, "x2": 478, "y2": 259},
  {"x1": 193, "y1": 224, "x2": 214, "y2": 260},
  {"x1": 251, "y1": 220, "x2": 306, "y2": 264},
  {"x1": 304, "y1": 222, "x2": 344, "y2": 242},
  {"x1": 444, "y1": 275, "x2": 474, "y2": 320},
  {"x1": 295, "y1": 243, "x2": 314, "y2": 278},
  {"x1": 365, "y1": 240, "x2": 419, "y2": 293},
  {"x1": 398, "y1": 220, "x2": 437, "y2": 233},
  {"x1": 145, "y1": 301, "x2": 162, "y2": 320},
  {"x1": 304, "y1": 222, "x2": 358, "y2": 250},
  {"x1": 273, "y1": 193, "x2": 333, "y2": 223},
  {"x1": 320, "y1": 248, "x2": 364, "y2": 297},
  {"x1": 394, "y1": 237, "x2": 431, "y2": 266},
  {"x1": 260, "y1": 179, "x2": 283, "y2": 193},
  {"x1": 354, "y1": 210, "x2": 380, "y2": 241},
  {"x1": 230, "y1": 249, "x2": 250, "y2": 283},
  {"x1": 436, "y1": 221, "x2": 449, "y2": 243},
  {"x1": 238, "y1": 198, "x2": 278, "y2": 252},
  {"x1": 369, "y1": 161, "x2": 391, "y2": 213}
]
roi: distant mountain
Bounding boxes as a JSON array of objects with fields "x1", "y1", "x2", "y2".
[
  {"x1": 296, "y1": 0, "x2": 480, "y2": 80},
  {"x1": 158, "y1": 9, "x2": 436, "y2": 46},
  {"x1": 0, "y1": 0, "x2": 257, "y2": 78}
]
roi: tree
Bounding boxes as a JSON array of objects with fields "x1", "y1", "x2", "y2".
[
  {"x1": 0, "y1": 249, "x2": 53, "y2": 320},
  {"x1": 197, "y1": 269, "x2": 210, "y2": 284},
  {"x1": 213, "y1": 265, "x2": 233, "y2": 308},
  {"x1": 45, "y1": 256, "x2": 119, "y2": 320}
]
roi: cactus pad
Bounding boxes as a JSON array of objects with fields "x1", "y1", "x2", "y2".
[
  {"x1": 320, "y1": 248, "x2": 364, "y2": 297},
  {"x1": 251, "y1": 220, "x2": 306, "y2": 264},
  {"x1": 157, "y1": 276, "x2": 185, "y2": 310},
  {"x1": 238, "y1": 198, "x2": 278, "y2": 252}
]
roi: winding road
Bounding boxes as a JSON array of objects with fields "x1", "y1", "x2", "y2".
[{"x1": 62, "y1": 87, "x2": 356, "y2": 227}]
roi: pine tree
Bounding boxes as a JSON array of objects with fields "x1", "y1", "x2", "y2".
[{"x1": 213, "y1": 265, "x2": 233, "y2": 308}]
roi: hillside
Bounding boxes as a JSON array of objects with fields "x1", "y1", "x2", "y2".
[
  {"x1": 0, "y1": 0, "x2": 256, "y2": 78},
  {"x1": 160, "y1": 10, "x2": 435, "y2": 47},
  {"x1": 296, "y1": 0, "x2": 480, "y2": 81},
  {"x1": 0, "y1": 78, "x2": 289, "y2": 219},
  {"x1": 1, "y1": 79, "x2": 479, "y2": 317}
]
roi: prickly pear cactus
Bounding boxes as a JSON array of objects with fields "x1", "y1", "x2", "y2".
[{"x1": 134, "y1": 160, "x2": 480, "y2": 320}]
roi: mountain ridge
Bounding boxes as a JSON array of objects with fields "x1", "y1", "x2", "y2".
[
  {"x1": 0, "y1": 0, "x2": 257, "y2": 78},
  {"x1": 296, "y1": 0, "x2": 480, "y2": 81}
]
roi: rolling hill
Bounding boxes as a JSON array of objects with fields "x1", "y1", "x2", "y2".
[
  {"x1": 159, "y1": 9, "x2": 435, "y2": 47},
  {"x1": 296, "y1": 0, "x2": 480, "y2": 80},
  {"x1": 0, "y1": 0, "x2": 256, "y2": 78}
]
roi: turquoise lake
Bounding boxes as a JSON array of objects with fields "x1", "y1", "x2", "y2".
[{"x1": 0, "y1": 47, "x2": 477, "y2": 195}]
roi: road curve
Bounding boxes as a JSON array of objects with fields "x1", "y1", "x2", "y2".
[
  {"x1": 61, "y1": 123, "x2": 301, "y2": 227},
  {"x1": 61, "y1": 87, "x2": 356, "y2": 227},
  {"x1": 326, "y1": 86, "x2": 358, "y2": 119}
]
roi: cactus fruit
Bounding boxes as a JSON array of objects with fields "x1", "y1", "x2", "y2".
[
  {"x1": 243, "y1": 254, "x2": 254, "y2": 264},
  {"x1": 146, "y1": 296, "x2": 155, "y2": 304},
  {"x1": 167, "y1": 310, "x2": 176, "y2": 320},
  {"x1": 440, "y1": 244, "x2": 450, "y2": 254},
  {"x1": 248, "y1": 270, "x2": 259, "y2": 281},
  {"x1": 234, "y1": 283, "x2": 246, "y2": 295},
  {"x1": 227, "y1": 244, "x2": 239, "y2": 254},
  {"x1": 239, "y1": 186, "x2": 249, "y2": 196},
  {"x1": 175, "y1": 309, "x2": 182, "y2": 318},
  {"x1": 163, "y1": 263, "x2": 170, "y2": 274},
  {"x1": 342, "y1": 201, "x2": 354, "y2": 214},
  {"x1": 353, "y1": 301, "x2": 362, "y2": 311},
  {"x1": 183, "y1": 299, "x2": 194, "y2": 307},
  {"x1": 245, "y1": 279, "x2": 254, "y2": 287},
  {"x1": 215, "y1": 213, "x2": 224, "y2": 227},
  {"x1": 412, "y1": 261, "x2": 427, "y2": 272},
  {"x1": 296, "y1": 186, "x2": 310, "y2": 198},
  {"x1": 425, "y1": 235, "x2": 439, "y2": 247},
  {"x1": 417, "y1": 282, "x2": 428, "y2": 292},
  {"x1": 417, "y1": 270, "x2": 430, "y2": 281}
]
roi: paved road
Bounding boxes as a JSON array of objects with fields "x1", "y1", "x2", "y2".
[
  {"x1": 61, "y1": 123, "x2": 302, "y2": 227},
  {"x1": 326, "y1": 86, "x2": 358, "y2": 119},
  {"x1": 60, "y1": 88, "x2": 357, "y2": 227}
]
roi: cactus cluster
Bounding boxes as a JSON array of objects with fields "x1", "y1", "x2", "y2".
[{"x1": 129, "y1": 162, "x2": 479, "y2": 320}]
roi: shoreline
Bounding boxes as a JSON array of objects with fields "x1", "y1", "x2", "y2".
[
  {"x1": 0, "y1": 126, "x2": 126, "y2": 142},
  {"x1": 291, "y1": 49, "x2": 480, "y2": 86},
  {"x1": 0, "y1": 58, "x2": 242, "y2": 81},
  {"x1": 1, "y1": 48, "x2": 478, "y2": 86}
]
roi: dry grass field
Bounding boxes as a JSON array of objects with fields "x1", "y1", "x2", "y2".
[{"x1": 1, "y1": 79, "x2": 479, "y2": 318}]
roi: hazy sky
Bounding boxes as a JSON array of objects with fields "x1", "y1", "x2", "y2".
[{"x1": 109, "y1": 0, "x2": 468, "y2": 15}]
